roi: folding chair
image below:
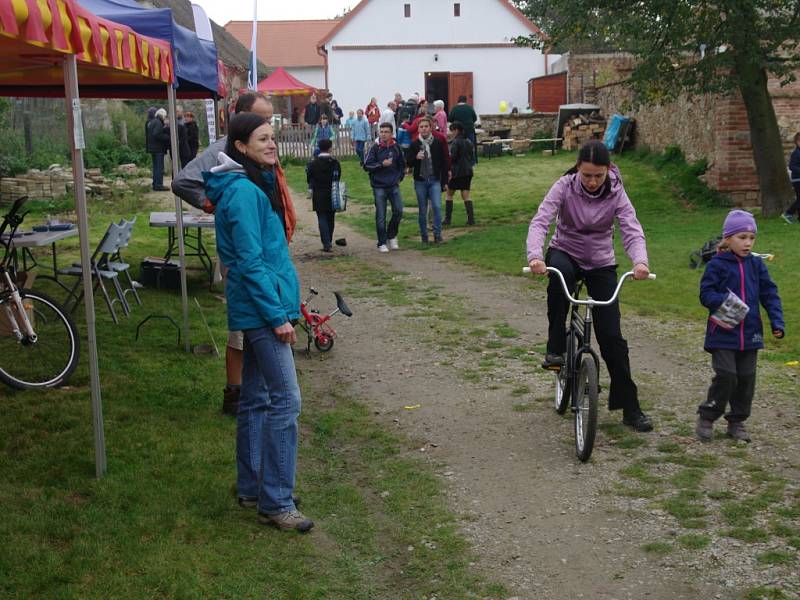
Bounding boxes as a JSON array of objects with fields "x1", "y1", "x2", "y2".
[
  {"x1": 109, "y1": 216, "x2": 142, "y2": 306},
  {"x1": 60, "y1": 222, "x2": 129, "y2": 324}
]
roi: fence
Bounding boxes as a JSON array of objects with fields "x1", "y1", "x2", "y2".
[{"x1": 274, "y1": 123, "x2": 375, "y2": 160}]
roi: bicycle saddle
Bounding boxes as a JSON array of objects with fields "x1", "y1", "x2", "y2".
[{"x1": 333, "y1": 291, "x2": 352, "y2": 317}]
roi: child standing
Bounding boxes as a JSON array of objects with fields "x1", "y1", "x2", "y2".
[
  {"x1": 696, "y1": 210, "x2": 784, "y2": 442},
  {"x1": 306, "y1": 139, "x2": 340, "y2": 252},
  {"x1": 310, "y1": 115, "x2": 335, "y2": 157}
]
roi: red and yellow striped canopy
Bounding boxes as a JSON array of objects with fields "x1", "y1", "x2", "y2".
[{"x1": 0, "y1": 0, "x2": 174, "y2": 91}]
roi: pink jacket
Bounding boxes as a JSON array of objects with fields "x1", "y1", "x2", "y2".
[
  {"x1": 434, "y1": 110, "x2": 447, "y2": 133},
  {"x1": 526, "y1": 165, "x2": 648, "y2": 270}
]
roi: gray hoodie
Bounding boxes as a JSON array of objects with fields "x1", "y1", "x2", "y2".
[{"x1": 171, "y1": 137, "x2": 228, "y2": 208}]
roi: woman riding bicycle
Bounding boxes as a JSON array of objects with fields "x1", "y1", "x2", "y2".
[{"x1": 526, "y1": 140, "x2": 653, "y2": 432}]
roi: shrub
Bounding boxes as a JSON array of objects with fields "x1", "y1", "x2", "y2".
[{"x1": 84, "y1": 131, "x2": 148, "y2": 173}]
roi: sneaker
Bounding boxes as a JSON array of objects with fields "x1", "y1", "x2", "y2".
[
  {"x1": 322, "y1": 246, "x2": 333, "y2": 253},
  {"x1": 695, "y1": 416, "x2": 714, "y2": 442},
  {"x1": 152, "y1": 185, "x2": 169, "y2": 192},
  {"x1": 434, "y1": 236, "x2": 443, "y2": 245},
  {"x1": 259, "y1": 509, "x2": 314, "y2": 533},
  {"x1": 781, "y1": 213, "x2": 797, "y2": 224},
  {"x1": 387, "y1": 238, "x2": 399, "y2": 250},
  {"x1": 222, "y1": 386, "x2": 239, "y2": 417},
  {"x1": 377, "y1": 244, "x2": 389, "y2": 253},
  {"x1": 622, "y1": 410, "x2": 654, "y2": 432},
  {"x1": 239, "y1": 496, "x2": 301, "y2": 509},
  {"x1": 726, "y1": 421, "x2": 751, "y2": 442},
  {"x1": 541, "y1": 353, "x2": 564, "y2": 370}
]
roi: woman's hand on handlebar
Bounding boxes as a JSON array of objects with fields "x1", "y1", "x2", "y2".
[
  {"x1": 528, "y1": 259, "x2": 547, "y2": 275},
  {"x1": 273, "y1": 322, "x2": 297, "y2": 345},
  {"x1": 632, "y1": 263, "x2": 650, "y2": 280}
]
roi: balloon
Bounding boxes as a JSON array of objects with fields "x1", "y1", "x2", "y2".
[{"x1": 499, "y1": 100, "x2": 508, "y2": 113}]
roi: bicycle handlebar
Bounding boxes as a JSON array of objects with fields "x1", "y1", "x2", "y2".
[{"x1": 522, "y1": 266, "x2": 656, "y2": 306}]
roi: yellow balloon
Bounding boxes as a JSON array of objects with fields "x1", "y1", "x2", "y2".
[{"x1": 499, "y1": 100, "x2": 508, "y2": 113}]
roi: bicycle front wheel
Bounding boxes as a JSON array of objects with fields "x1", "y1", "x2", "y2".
[
  {"x1": 0, "y1": 289, "x2": 80, "y2": 389},
  {"x1": 574, "y1": 356, "x2": 598, "y2": 462}
]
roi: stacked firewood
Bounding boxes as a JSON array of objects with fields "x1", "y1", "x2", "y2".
[{"x1": 562, "y1": 112, "x2": 606, "y2": 151}]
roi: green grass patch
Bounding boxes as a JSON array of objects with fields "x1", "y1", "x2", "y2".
[
  {"x1": 677, "y1": 533, "x2": 711, "y2": 550},
  {"x1": 641, "y1": 541, "x2": 672, "y2": 555},
  {"x1": 510, "y1": 385, "x2": 530, "y2": 397},
  {"x1": 755, "y1": 551, "x2": 795, "y2": 565},
  {"x1": 723, "y1": 528, "x2": 770, "y2": 543},
  {"x1": 744, "y1": 587, "x2": 792, "y2": 600}
]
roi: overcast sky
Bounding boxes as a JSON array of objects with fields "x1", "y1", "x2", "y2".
[{"x1": 190, "y1": 0, "x2": 355, "y2": 27}]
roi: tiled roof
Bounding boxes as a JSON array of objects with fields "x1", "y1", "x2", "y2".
[{"x1": 225, "y1": 20, "x2": 339, "y2": 68}]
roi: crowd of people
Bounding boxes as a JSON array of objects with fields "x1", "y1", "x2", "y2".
[{"x1": 305, "y1": 91, "x2": 479, "y2": 253}]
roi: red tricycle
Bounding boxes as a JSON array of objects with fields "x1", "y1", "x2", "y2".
[{"x1": 297, "y1": 287, "x2": 352, "y2": 352}]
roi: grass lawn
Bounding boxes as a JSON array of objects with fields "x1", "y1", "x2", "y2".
[
  {"x1": 0, "y1": 196, "x2": 501, "y2": 599},
  {"x1": 284, "y1": 151, "x2": 798, "y2": 362}
]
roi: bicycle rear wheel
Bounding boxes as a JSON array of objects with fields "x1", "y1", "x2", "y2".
[
  {"x1": 574, "y1": 356, "x2": 598, "y2": 462},
  {"x1": 0, "y1": 289, "x2": 80, "y2": 389}
]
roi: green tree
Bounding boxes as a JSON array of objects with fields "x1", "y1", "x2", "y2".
[{"x1": 514, "y1": 0, "x2": 800, "y2": 216}]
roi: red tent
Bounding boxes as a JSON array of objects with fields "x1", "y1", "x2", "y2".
[{"x1": 257, "y1": 67, "x2": 315, "y2": 95}]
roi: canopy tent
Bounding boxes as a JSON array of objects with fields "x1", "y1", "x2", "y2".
[
  {"x1": 257, "y1": 67, "x2": 316, "y2": 95},
  {"x1": 77, "y1": 0, "x2": 218, "y2": 97},
  {"x1": 0, "y1": 0, "x2": 176, "y2": 478}
]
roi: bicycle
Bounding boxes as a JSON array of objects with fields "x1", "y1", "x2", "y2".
[
  {"x1": 297, "y1": 287, "x2": 352, "y2": 352},
  {"x1": 523, "y1": 265, "x2": 656, "y2": 461},
  {"x1": 0, "y1": 196, "x2": 80, "y2": 389}
]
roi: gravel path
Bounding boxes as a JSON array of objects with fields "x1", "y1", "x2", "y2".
[{"x1": 288, "y1": 196, "x2": 799, "y2": 600}]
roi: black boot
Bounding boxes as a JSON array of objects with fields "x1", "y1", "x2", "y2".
[
  {"x1": 222, "y1": 385, "x2": 240, "y2": 416},
  {"x1": 443, "y1": 200, "x2": 453, "y2": 226},
  {"x1": 465, "y1": 201, "x2": 475, "y2": 225}
]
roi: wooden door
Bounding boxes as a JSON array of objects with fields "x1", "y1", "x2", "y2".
[{"x1": 448, "y1": 72, "x2": 473, "y2": 105}]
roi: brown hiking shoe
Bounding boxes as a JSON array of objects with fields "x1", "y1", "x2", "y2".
[
  {"x1": 222, "y1": 386, "x2": 239, "y2": 417},
  {"x1": 726, "y1": 421, "x2": 751, "y2": 443},
  {"x1": 259, "y1": 509, "x2": 314, "y2": 533},
  {"x1": 695, "y1": 416, "x2": 714, "y2": 441}
]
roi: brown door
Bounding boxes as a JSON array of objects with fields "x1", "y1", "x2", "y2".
[{"x1": 448, "y1": 72, "x2": 473, "y2": 105}]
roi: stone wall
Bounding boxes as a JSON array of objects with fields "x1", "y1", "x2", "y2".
[
  {"x1": 552, "y1": 52, "x2": 635, "y2": 104},
  {"x1": 477, "y1": 113, "x2": 558, "y2": 139}
]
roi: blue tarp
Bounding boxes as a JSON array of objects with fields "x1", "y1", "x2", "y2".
[
  {"x1": 78, "y1": 0, "x2": 218, "y2": 95},
  {"x1": 603, "y1": 114, "x2": 630, "y2": 152}
]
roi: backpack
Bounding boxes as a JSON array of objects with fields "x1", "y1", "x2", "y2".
[{"x1": 689, "y1": 235, "x2": 722, "y2": 269}]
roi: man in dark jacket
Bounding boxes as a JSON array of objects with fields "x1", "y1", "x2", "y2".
[
  {"x1": 364, "y1": 122, "x2": 406, "y2": 252},
  {"x1": 304, "y1": 93, "x2": 320, "y2": 127},
  {"x1": 164, "y1": 105, "x2": 191, "y2": 170},
  {"x1": 407, "y1": 117, "x2": 449, "y2": 244},
  {"x1": 782, "y1": 132, "x2": 800, "y2": 223},
  {"x1": 448, "y1": 95, "x2": 479, "y2": 164},
  {"x1": 145, "y1": 108, "x2": 170, "y2": 191}
]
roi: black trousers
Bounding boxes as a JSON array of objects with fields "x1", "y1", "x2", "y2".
[
  {"x1": 545, "y1": 248, "x2": 641, "y2": 413},
  {"x1": 697, "y1": 349, "x2": 757, "y2": 423},
  {"x1": 787, "y1": 182, "x2": 800, "y2": 216}
]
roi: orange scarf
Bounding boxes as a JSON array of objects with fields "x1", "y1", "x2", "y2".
[{"x1": 274, "y1": 163, "x2": 296, "y2": 242}]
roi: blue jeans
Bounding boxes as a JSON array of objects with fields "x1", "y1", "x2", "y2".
[
  {"x1": 373, "y1": 185, "x2": 403, "y2": 246},
  {"x1": 237, "y1": 326, "x2": 302, "y2": 514},
  {"x1": 151, "y1": 152, "x2": 164, "y2": 188},
  {"x1": 355, "y1": 140, "x2": 365, "y2": 164},
  {"x1": 414, "y1": 177, "x2": 442, "y2": 241},
  {"x1": 316, "y1": 210, "x2": 335, "y2": 249}
]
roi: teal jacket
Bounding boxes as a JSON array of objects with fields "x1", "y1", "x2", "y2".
[{"x1": 203, "y1": 153, "x2": 300, "y2": 331}]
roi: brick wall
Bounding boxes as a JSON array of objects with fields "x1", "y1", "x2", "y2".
[{"x1": 585, "y1": 52, "x2": 800, "y2": 207}]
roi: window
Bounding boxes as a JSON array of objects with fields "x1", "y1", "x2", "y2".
[
  {"x1": 404, "y1": 3, "x2": 411, "y2": 17},
  {"x1": 454, "y1": 3, "x2": 460, "y2": 16}
]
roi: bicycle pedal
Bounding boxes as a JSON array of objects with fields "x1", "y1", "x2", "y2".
[{"x1": 542, "y1": 364, "x2": 562, "y2": 372}]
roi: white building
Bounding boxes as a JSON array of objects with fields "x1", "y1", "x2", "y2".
[{"x1": 318, "y1": 0, "x2": 558, "y2": 115}]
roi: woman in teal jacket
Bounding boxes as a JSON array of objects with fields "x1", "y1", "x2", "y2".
[{"x1": 204, "y1": 113, "x2": 313, "y2": 533}]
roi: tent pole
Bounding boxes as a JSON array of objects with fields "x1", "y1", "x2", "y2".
[
  {"x1": 167, "y1": 85, "x2": 191, "y2": 353},
  {"x1": 63, "y1": 55, "x2": 106, "y2": 478}
]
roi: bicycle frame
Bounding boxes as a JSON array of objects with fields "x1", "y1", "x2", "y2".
[
  {"x1": 298, "y1": 287, "x2": 352, "y2": 352},
  {"x1": 0, "y1": 197, "x2": 35, "y2": 342}
]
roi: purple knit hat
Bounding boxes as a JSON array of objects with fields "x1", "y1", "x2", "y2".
[{"x1": 723, "y1": 209, "x2": 757, "y2": 238}]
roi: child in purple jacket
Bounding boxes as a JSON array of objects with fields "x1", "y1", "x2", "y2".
[
  {"x1": 526, "y1": 141, "x2": 653, "y2": 432},
  {"x1": 696, "y1": 210, "x2": 784, "y2": 443}
]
